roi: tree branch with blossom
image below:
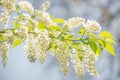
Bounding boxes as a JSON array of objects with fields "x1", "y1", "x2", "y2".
[{"x1": 0, "y1": 0, "x2": 116, "y2": 80}]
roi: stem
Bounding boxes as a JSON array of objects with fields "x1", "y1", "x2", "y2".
[
  {"x1": 0, "y1": 28, "x2": 85, "y2": 42},
  {"x1": 58, "y1": 29, "x2": 64, "y2": 38},
  {"x1": 49, "y1": 35, "x2": 82, "y2": 42}
]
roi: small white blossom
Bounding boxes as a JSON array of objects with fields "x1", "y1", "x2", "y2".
[
  {"x1": 63, "y1": 17, "x2": 85, "y2": 30},
  {"x1": 41, "y1": 1, "x2": 51, "y2": 11},
  {"x1": 83, "y1": 45, "x2": 99, "y2": 77},
  {"x1": 84, "y1": 20, "x2": 101, "y2": 32},
  {"x1": 3, "y1": 0, "x2": 16, "y2": 13},
  {"x1": 17, "y1": 26, "x2": 28, "y2": 39},
  {"x1": 24, "y1": 34, "x2": 37, "y2": 62},
  {"x1": 3, "y1": 30, "x2": 15, "y2": 44},
  {"x1": 70, "y1": 52, "x2": 84, "y2": 79},
  {"x1": 35, "y1": 10, "x2": 52, "y2": 25},
  {"x1": 56, "y1": 41, "x2": 69, "y2": 75},
  {"x1": 0, "y1": 10, "x2": 10, "y2": 28},
  {"x1": 17, "y1": 1, "x2": 34, "y2": 13},
  {"x1": 35, "y1": 30, "x2": 50, "y2": 63},
  {"x1": 0, "y1": 42, "x2": 9, "y2": 68}
]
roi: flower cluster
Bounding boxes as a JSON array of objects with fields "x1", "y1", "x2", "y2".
[
  {"x1": 0, "y1": 11, "x2": 10, "y2": 29},
  {"x1": 17, "y1": 1, "x2": 34, "y2": 13},
  {"x1": 23, "y1": 29, "x2": 50, "y2": 63},
  {"x1": 24, "y1": 34, "x2": 37, "y2": 62},
  {"x1": 35, "y1": 30, "x2": 50, "y2": 63},
  {"x1": 84, "y1": 20, "x2": 101, "y2": 32},
  {"x1": 0, "y1": 0, "x2": 16, "y2": 29},
  {"x1": 63, "y1": 17, "x2": 85, "y2": 30},
  {"x1": 34, "y1": 10, "x2": 53, "y2": 25},
  {"x1": 3, "y1": 30, "x2": 15, "y2": 44},
  {"x1": 70, "y1": 51, "x2": 84, "y2": 79},
  {"x1": 41, "y1": 1, "x2": 51, "y2": 11},
  {"x1": 0, "y1": 42, "x2": 9, "y2": 68},
  {"x1": 56, "y1": 41, "x2": 69, "y2": 75},
  {"x1": 83, "y1": 45, "x2": 99, "y2": 77},
  {"x1": 18, "y1": 26, "x2": 28, "y2": 39},
  {"x1": 3, "y1": 0, "x2": 16, "y2": 13}
]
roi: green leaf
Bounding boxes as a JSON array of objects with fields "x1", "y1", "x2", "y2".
[
  {"x1": 47, "y1": 43, "x2": 53, "y2": 50},
  {"x1": 48, "y1": 26, "x2": 62, "y2": 32},
  {"x1": 105, "y1": 42, "x2": 116, "y2": 56},
  {"x1": 54, "y1": 45, "x2": 58, "y2": 49},
  {"x1": 53, "y1": 45, "x2": 58, "y2": 54},
  {"x1": 81, "y1": 40, "x2": 89, "y2": 44},
  {"x1": 12, "y1": 38, "x2": 22, "y2": 48},
  {"x1": 89, "y1": 40, "x2": 97, "y2": 53},
  {"x1": 38, "y1": 22, "x2": 46, "y2": 30},
  {"x1": 96, "y1": 47, "x2": 102, "y2": 56},
  {"x1": 100, "y1": 31, "x2": 114, "y2": 39},
  {"x1": 88, "y1": 32, "x2": 97, "y2": 38},
  {"x1": 53, "y1": 18, "x2": 65, "y2": 24},
  {"x1": 15, "y1": 5, "x2": 19, "y2": 13},
  {"x1": 60, "y1": 36, "x2": 65, "y2": 41},
  {"x1": 106, "y1": 38, "x2": 116, "y2": 44},
  {"x1": 78, "y1": 53, "x2": 83, "y2": 61},
  {"x1": 97, "y1": 40, "x2": 106, "y2": 47},
  {"x1": 79, "y1": 27, "x2": 85, "y2": 36},
  {"x1": 0, "y1": 34, "x2": 4, "y2": 42}
]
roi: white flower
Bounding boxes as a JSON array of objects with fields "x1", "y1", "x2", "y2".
[
  {"x1": 63, "y1": 17, "x2": 85, "y2": 30},
  {"x1": 17, "y1": 26, "x2": 28, "y2": 39},
  {"x1": 56, "y1": 41, "x2": 69, "y2": 75},
  {"x1": 24, "y1": 34, "x2": 37, "y2": 62},
  {"x1": 0, "y1": 10, "x2": 10, "y2": 28},
  {"x1": 1, "y1": 0, "x2": 16, "y2": 13},
  {"x1": 35, "y1": 10, "x2": 52, "y2": 25},
  {"x1": 3, "y1": 30, "x2": 15, "y2": 44},
  {"x1": 70, "y1": 52, "x2": 84, "y2": 79},
  {"x1": 0, "y1": 42, "x2": 9, "y2": 68},
  {"x1": 35, "y1": 30, "x2": 50, "y2": 63},
  {"x1": 17, "y1": 1, "x2": 34, "y2": 13},
  {"x1": 41, "y1": 1, "x2": 51, "y2": 11},
  {"x1": 83, "y1": 45, "x2": 99, "y2": 77},
  {"x1": 85, "y1": 20, "x2": 101, "y2": 32}
]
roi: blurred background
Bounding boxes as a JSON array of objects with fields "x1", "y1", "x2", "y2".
[{"x1": 0, "y1": 0, "x2": 120, "y2": 80}]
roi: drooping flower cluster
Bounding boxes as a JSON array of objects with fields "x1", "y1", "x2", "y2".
[
  {"x1": 24, "y1": 34, "x2": 37, "y2": 62},
  {"x1": 0, "y1": 0, "x2": 17, "y2": 29},
  {"x1": 35, "y1": 30, "x2": 50, "y2": 63},
  {"x1": 0, "y1": 11, "x2": 10, "y2": 29},
  {"x1": 56, "y1": 41, "x2": 69, "y2": 75},
  {"x1": 0, "y1": 42, "x2": 9, "y2": 68},
  {"x1": 82, "y1": 45, "x2": 99, "y2": 77},
  {"x1": 70, "y1": 51, "x2": 84, "y2": 79},
  {"x1": 23, "y1": 29, "x2": 50, "y2": 63}
]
